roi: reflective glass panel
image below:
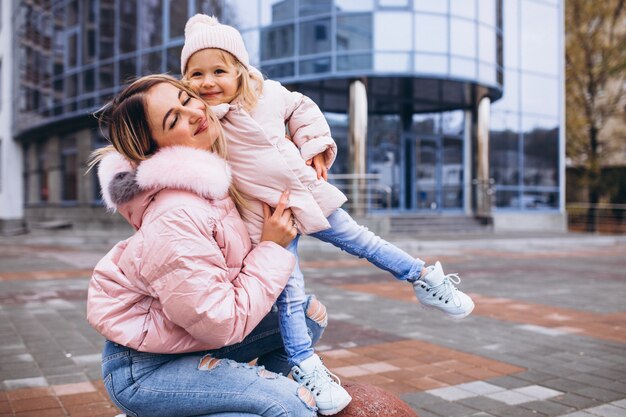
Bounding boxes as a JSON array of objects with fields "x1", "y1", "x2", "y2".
[
  {"x1": 450, "y1": 0, "x2": 476, "y2": 19},
  {"x1": 442, "y1": 137, "x2": 463, "y2": 208},
  {"x1": 300, "y1": 57, "x2": 331, "y2": 74},
  {"x1": 521, "y1": 74, "x2": 558, "y2": 117},
  {"x1": 374, "y1": 12, "x2": 412, "y2": 51},
  {"x1": 519, "y1": 191, "x2": 558, "y2": 209},
  {"x1": 139, "y1": 0, "x2": 163, "y2": 48},
  {"x1": 119, "y1": 57, "x2": 138, "y2": 84},
  {"x1": 169, "y1": 0, "x2": 188, "y2": 38},
  {"x1": 412, "y1": 113, "x2": 440, "y2": 134},
  {"x1": 261, "y1": 0, "x2": 294, "y2": 25},
  {"x1": 337, "y1": 54, "x2": 372, "y2": 71},
  {"x1": 337, "y1": 13, "x2": 372, "y2": 51},
  {"x1": 503, "y1": 0, "x2": 519, "y2": 69},
  {"x1": 520, "y1": 0, "x2": 558, "y2": 75},
  {"x1": 119, "y1": 0, "x2": 137, "y2": 54},
  {"x1": 379, "y1": 0, "x2": 409, "y2": 7},
  {"x1": 478, "y1": 0, "x2": 496, "y2": 26},
  {"x1": 374, "y1": 52, "x2": 410, "y2": 72},
  {"x1": 167, "y1": 45, "x2": 183, "y2": 76},
  {"x1": 414, "y1": 0, "x2": 448, "y2": 13},
  {"x1": 261, "y1": 24, "x2": 295, "y2": 59},
  {"x1": 141, "y1": 51, "x2": 162, "y2": 75},
  {"x1": 414, "y1": 54, "x2": 447, "y2": 75},
  {"x1": 492, "y1": 69, "x2": 518, "y2": 112},
  {"x1": 523, "y1": 117, "x2": 558, "y2": 187},
  {"x1": 262, "y1": 62, "x2": 295, "y2": 78},
  {"x1": 336, "y1": 0, "x2": 374, "y2": 12},
  {"x1": 300, "y1": 19, "x2": 331, "y2": 55},
  {"x1": 416, "y1": 139, "x2": 437, "y2": 210},
  {"x1": 225, "y1": 0, "x2": 259, "y2": 28},
  {"x1": 495, "y1": 190, "x2": 520, "y2": 208},
  {"x1": 450, "y1": 57, "x2": 476, "y2": 78},
  {"x1": 99, "y1": 2, "x2": 115, "y2": 60},
  {"x1": 442, "y1": 111, "x2": 464, "y2": 135},
  {"x1": 415, "y1": 14, "x2": 447, "y2": 53},
  {"x1": 490, "y1": 118, "x2": 520, "y2": 186},
  {"x1": 478, "y1": 25, "x2": 496, "y2": 64},
  {"x1": 368, "y1": 115, "x2": 402, "y2": 209},
  {"x1": 99, "y1": 63, "x2": 114, "y2": 90},
  {"x1": 299, "y1": 0, "x2": 332, "y2": 16},
  {"x1": 450, "y1": 18, "x2": 476, "y2": 58}
]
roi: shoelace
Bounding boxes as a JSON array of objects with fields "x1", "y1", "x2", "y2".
[
  {"x1": 293, "y1": 365, "x2": 338, "y2": 397},
  {"x1": 422, "y1": 273, "x2": 462, "y2": 307}
]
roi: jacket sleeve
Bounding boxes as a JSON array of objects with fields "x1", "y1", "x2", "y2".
[
  {"x1": 140, "y1": 206, "x2": 295, "y2": 348},
  {"x1": 279, "y1": 83, "x2": 338, "y2": 169}
]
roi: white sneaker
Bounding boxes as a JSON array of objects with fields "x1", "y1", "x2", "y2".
[
  {"x1": 291, "y1": 354, "x2": 352, "y2": 415},
  {"x1": 412, "y1": 261, "x2": 475, "y2": 319}
]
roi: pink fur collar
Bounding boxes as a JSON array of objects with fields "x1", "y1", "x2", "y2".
[
  {"x1": 98, "y1": 146, "x2": 231, "y2": 210},
  {"x1": 136, "y1": 146, "x2": 232, "y2": 200}
]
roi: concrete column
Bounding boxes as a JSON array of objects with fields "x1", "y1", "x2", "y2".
[
  {"x1": 475, "y1": 96, "x2": 492, "y2": 217},
  {"x1": 348, "y1": 79, "x2": 367, "y2": 216},
  {"x1": 0, "y1": 0, "x2": 25, "y2": 234}
]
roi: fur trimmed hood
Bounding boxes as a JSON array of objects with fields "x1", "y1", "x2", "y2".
[{"x1": 98, "y1": 146, "x2": 232, "y2": 221}]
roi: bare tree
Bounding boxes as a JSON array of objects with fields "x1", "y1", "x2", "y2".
[{"x1": 566, "y1": 0, "x2": 626, "y2": 231}]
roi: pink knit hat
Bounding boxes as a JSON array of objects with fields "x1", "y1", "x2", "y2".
[{"x1": 180, "y1": 14, "x2": 250, "y2": 74}]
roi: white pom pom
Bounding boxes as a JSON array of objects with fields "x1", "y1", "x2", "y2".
[{"x1": 184, "y1": 14, "x2": 220, "y2": 37}]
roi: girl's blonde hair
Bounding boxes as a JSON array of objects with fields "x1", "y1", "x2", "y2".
[
  {"x1": 183, "y1": 49, "x2": 263, "y2": 113},
  {"x1": 90, "y1": 74, "x2": 247, "y2": 210}
]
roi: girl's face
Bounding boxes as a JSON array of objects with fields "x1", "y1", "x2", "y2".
[
  {"x1": 145, "y1": 82, "x2": 220, "y2": 151},
  {"x1": 185, "y1": 49, "x2": 239, "y2": 106}
]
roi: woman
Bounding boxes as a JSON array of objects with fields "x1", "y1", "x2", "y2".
[{"x1": 87, "y1": 74, "x2": 324, "y2": 417}]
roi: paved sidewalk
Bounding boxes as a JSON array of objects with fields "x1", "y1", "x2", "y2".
[{"x1": 1, "y1": 231, "x2": 625, "y2": 416}]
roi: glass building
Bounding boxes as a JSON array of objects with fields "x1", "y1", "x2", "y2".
[{"x1": 5, "y1": 0, "x2": 565, "y2": 233}]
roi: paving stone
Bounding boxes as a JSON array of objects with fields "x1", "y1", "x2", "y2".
[
  {"x1": 540, "y1": 378, "x2": 592, "y2": 392},
  {"x1": 585, "y1": 404, "x2": 626, "y2": 417},
  {"x1": 423, "y1": 401, "x2": 479, "y2": 417},
  {"x1": 511, "y1": 385, "x2": 562, "y2": 400},
  {"x1": 519, "y1": 399, "x2": 576, "y2": 416},
  {"x1": 486, "y1": 376, "x2": 532, "y2": 390},
  {"x1": 485, "y1": 390, "x2": 536, "y2": 406},
  {"x1": 456, "y1": 396, "x2": 507, "y2": 412},
  {"x1": 574, "y1": 387, "x2": 624, "y2": 402},
  {"x1": 551, "y1": 393, "x2": 604, "y2": 409}
]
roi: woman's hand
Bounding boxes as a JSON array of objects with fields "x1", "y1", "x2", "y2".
[{"x1": 260, "y1": 191, "x2": 297, "y2": 247}]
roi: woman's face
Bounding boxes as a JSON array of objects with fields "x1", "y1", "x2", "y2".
[
  {"x1": 146, "y1": 82, "x2": 220, "y2": 151},
  {"x1": 185, "y1": 49, "x2": 239, "y2": 106}
]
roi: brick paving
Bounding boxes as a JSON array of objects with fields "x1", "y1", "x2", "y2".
[{"x1": 1, "y1": 232, "x2": 625, "y2": 416}]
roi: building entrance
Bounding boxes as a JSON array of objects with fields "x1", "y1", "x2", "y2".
[{"x1": 404, "y1": 133, "x2": 463, "y2": 212}]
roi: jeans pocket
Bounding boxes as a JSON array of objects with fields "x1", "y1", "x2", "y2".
[{"x1": 103, "y1": 373, "x2": 138, "y2": 417}]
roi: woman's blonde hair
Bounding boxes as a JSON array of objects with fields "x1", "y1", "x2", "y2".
[
  {"x1": 90, "y1": 74, "x2": 247, "y2": 210},
  {"x1": 183, "y1": 49, "x2": 263, "y2": 112}
]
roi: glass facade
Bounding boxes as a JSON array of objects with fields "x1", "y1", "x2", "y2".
[
  {"x1": 489, "y1": 0, "x2": 561, "y2": 210},
  {"x1": 14, "y1": 0, "x2": 563, "y2": 222}
]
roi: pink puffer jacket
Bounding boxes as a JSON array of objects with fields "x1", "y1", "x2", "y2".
[
  {"x1": 86, "y1": 146, "x2": 295, "y2": 353},
  {"x1": 213, "y1": 79, "x2": 347, "y2": 244}
]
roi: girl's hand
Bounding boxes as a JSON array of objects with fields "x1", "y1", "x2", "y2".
[
  {"x1": 306, "y1": 153, "x2": 328, "y2": 180},
  {"x1": 260, "y1": 191, "x2": 297, "y2": 248}
]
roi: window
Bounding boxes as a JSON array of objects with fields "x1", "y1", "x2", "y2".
[{"x1": 300, "y1": 19, "x2": 331, "y2": 55}]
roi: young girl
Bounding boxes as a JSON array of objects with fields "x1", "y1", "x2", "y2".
[
  {"x1": 88, "y1": 74, "x2": 321, "y2": 416},
  {"x1": 181, "y1": 14, "x2": 475, "y2": 415}
]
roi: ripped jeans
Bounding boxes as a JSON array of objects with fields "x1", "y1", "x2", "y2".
[
  {"x1": 101, "y1": 297, "x2": 325, "y2": 417},
  {"x1": 279, "y1": 207, "x2": 424, "y2": 366}
]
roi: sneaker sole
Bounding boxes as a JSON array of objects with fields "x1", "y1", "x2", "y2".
[
  {"x1": 420, "y1": 302, "x2": 475, "y2": 320},
  {"x1": 317, "y1": 394, "x2": 353, "y2": 416}
]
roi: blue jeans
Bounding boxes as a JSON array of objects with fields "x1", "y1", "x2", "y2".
[
  {"x1": 101, "y1": 299, "x2": 323, "y2": 417},
  {"x1": 277, "y1": 207, "x2": 424, "y2": 366}
]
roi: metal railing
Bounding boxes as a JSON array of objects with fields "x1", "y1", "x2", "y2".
[
  {"x1": 328, "y1": 173, "x2": 392, "y2": 215},
  {"x1": 567, "y1": 203, "x2": 626, "y2": 234}
]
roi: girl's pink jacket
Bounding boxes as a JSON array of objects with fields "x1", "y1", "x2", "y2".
[
  {"x1": 86, "y1": 146, "x2": 295, "y2": 353},
  {"x1": 213, "y1": 79, "x2": 348, "y2": 244}
]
